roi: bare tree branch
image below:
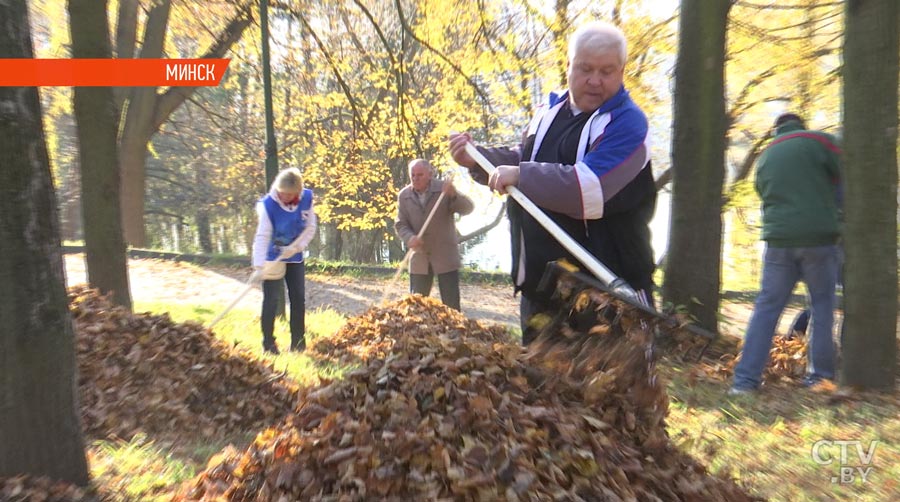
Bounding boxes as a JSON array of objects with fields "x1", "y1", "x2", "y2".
[
  {"x1": 729, "y1": 130, "x2": 771, "y2": 186},
  {"x1": 114, "y1": 0, "x2": 138, "y2": 110},
  {"x1": 459, "y1": 201, "x2": 507, "y2": 242},
  {"x1": 654, "y1": 168, "x2": 672, "y2": 191},
  {"x1": 393, "y1": 0, "x2": 493, "y2": 114},
  {"x1": 114, "y1": 0, "x2": 138, "y2": 58},
  {"x1": 734, "y1": 1, "x2": 841, "y2": 10},
  {"x1": 277, "y1": 5, "x2": 378, "y2": 146},
  {"x1": 120, "y1": 0, "x2": 172, "y2": 147},
  {"x1": 151, "y1": 5, "x2": 254, "y2": 133},
  {"x1": 349, "y1": 0, "x2": 398, "y2": 69},
  {"x1": 727, "y1": 64, "x2": 780, "y2": 127}
]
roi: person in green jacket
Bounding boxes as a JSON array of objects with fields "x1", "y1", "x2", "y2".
[{"x1": 731, "y1": 113, "x2": 842, "y2": 394}]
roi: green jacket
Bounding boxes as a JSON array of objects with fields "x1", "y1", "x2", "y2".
[{"x1": 755, "y1": 121, "x2": 841, "y2": 248}]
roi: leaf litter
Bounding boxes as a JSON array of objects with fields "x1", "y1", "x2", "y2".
[
  {"x1": 70, "y1": 286, "x2": 299, "y2": 440},
  {"x1": 178, "y1": 294, "x2": 762, "y2": 501}
]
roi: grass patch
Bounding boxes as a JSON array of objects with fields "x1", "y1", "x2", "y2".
[
  {"x1": 128, "y1": 282, "x2": 896, "y2": 501},
  {"x1": 86, "y1": 300, "x2": 352, "y2": 498},
  {"x1": 304, "y1": 258, "x2": 391, "y2": 279},
  {"x1": 303, "y1": 258, "x2": 510, "y2": 285},
  {"x1": 88, "y1": 435, "x2": 195, "y2": 502},
  {"x1": 88, "y1": 433, "x2": 257, "y2": 501},
  {"x1": 661, "y1": 362, "x2": 900, "y2": 501},
  {"x1": 134, "y1": 300, "x2": 349, "y2": 385}
]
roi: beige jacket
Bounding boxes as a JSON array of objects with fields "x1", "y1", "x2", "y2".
[{"x1": 394, "y1": 179, "x2": 474, "y2": 275}]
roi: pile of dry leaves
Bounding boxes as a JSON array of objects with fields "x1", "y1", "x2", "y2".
[
  {"x1": 693, "y1": 335, "x2": 809, "y2": 385},
  {"x1": 180, "y1": 295, "x2": 759, "y2": 501},
  {"x1": 71, "y1": 286, "x2": 298, "y2": 440},
  {"x1": 0, "y1": 475, "x2": 101, "y2": 502},
  {"x1": 311, "y1": 295, "x2": 511, "y2": 363}
]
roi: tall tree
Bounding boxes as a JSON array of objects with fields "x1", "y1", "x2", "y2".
[
  {"x1": 116, "y1": 0, "x2": 253, "y2": 247},
  {"x1": 0, "y1": 0, "x2": 89, "y2": 483},
  {"x1": 841, "y1": 0, "x2": 898, "y2": 390},
  {"x1": 663, "y1": 0, "x2": 732, "y2": 331},
  {"x1": 69, "y1": 0, "x2": 131, "y2": 309}
]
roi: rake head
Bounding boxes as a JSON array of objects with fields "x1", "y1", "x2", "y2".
[{"x1": 524, "y1": 261, "x2": 717, "y2": 363}]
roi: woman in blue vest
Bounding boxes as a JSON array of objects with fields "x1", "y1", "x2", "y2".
[{"x1": 251, "y1": 167, "x2": 316, "y2": 354}]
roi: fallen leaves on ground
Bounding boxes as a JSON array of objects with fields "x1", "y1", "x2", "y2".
[
  {"x1": 691, "y1": 334, "x2": 809, "y2": 385},
  {"x1": 180, "y1": 295, "x2": 760, "y2": 501},
  {"x1": 0, "y1": 475, "x2": 101, "y2": 502},
  {"x1": 310, "y1": 294, "x2": 511, "y2": 364},
  {"x1": 71, "y1": 286, "x2": 299, "y2": 441}
]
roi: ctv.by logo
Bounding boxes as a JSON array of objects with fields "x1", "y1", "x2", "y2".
[{"x1": 811, "y1": 440, "x2": 879, "y2": 484}]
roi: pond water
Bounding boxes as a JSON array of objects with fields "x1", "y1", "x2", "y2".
[{"x1": 459, "y1": 192, "x2": 672, "y2": 273}]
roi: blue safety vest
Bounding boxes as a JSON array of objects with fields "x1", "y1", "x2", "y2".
[{"x1": 262, "y1": 188, "x2": 313, "y2": 262}]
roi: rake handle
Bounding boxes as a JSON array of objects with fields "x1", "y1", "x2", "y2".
[
  {"x1": 207, "y1": 247, "x2": 292, "y2": 329},
  {"x1": 382, "y1": 190, "x2": 448, "y2": 304},
  {"x1": 463, "y1": 142, "x2": 637, "y2": 300}
]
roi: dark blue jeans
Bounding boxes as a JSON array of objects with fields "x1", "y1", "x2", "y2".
[
  {"x1": 261, "y1": 262, "x2": 305, "y2": 350},
  {"x1": 733, "y1": 245, "x2": 839, "y2": 389},
  {"x1": 410, "y1": 267, "x2": 460, "y2": 311}
]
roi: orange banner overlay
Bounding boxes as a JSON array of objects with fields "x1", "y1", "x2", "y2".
[{"x1": 0, "y1": 59, "x2": 230, "y2": 87}]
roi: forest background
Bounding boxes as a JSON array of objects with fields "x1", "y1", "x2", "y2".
[
  {"x1": 5, "y1": 0, "x2": 898, "y2": 495},
  {"x1": 30, "y1": 0, "x2": 845, "y2": 292}
]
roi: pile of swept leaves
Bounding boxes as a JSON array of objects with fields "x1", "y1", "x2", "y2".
[
  {"x1": 693, "y1": 335, "x2": 809, "y2": 385},
  {"x1": 71, "y1": 286, "x2": 298, "y2": 440},
  {"x1": 180, "y1": 295, "x2": 759, "y2": 501},
  {"x1": 310, "y1": 294, "x2": 511, "y2": 363},
  {"x1": 0, "y1": 475, "x2": 101, "y2": 502}
]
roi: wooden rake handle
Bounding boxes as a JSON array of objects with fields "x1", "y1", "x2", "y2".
[
  {"x1": 463, "y1": 142, "x2": 638, "y2": 300},
  {"x1": 381, "y1": 190, "x2": 448, "y2": 305},
  {"x1": 208, "y1": 247, "x2": 293, "y2": 329}
]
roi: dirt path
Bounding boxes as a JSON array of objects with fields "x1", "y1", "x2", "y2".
[
  {"x1": 64, "y1": 254, "x2": 812, "y2": 338},
  {"x1": 63, "y1": 255, "x2": 520, "y2": 327}
]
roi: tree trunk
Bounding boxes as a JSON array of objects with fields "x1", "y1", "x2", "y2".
[
  {"x1": 841, "y1": 0, "x2": 898, "y2": 390},
  {"x1": 116, "y1": 2, "x2": 252, "y2": 247},
  {"x1": 70, "y1": 0, "x2": 132, "y2": 310},
  {"x1": 196, "y1": 211, "x2": 213, "y2": 254},
  {"x1": 0, "y1": 0, "x2": 89, "y2": 483},
  {"x1": 662, "y1": 0, "x2": 731, "y2": 331},
  {"x1": 119, "y1": 138, "x2": 151, "y2": 247},
  {"x1": 369, "y1": 229, "x2": 381, "y2": 263},
  {"x1": 387, "y1": 217, "x2": 404, "y2": 262},
  {"x1": 194, "y1": 161, "x2": 213, "y2": 254},
  {"x1": 113, "y1": 0, "x2": 138, "y2": 108},
  {"x1": 551, "y1": 0, "x2": 571, "y2": 87},
  {"x1": 325, "y1": 224, "x2": 344, "y2": 261},
  {"x1": 118, "y1": 0, "x2": 170, "y2": 248},
  {"x1": 59, "y1": 160, "x2": 83, "y2": 241},
  {"x1": 459, "y1": 201, "x2": 507, "y2": 242},
  {"x1": 219, "y1": 223, "x2": 232, "y2": 254},
  {"x1": 796, "y1": 0, "x2": 817, "y2": 119}
]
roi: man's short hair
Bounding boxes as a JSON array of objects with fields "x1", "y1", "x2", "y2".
[
  {"x1": 774, "y1": 113, "x2": 806, "y2": 129},
  {"x1": 274, "y1": 167, "x2": 303, "y2": 193},
  {"x1": 408, "y1": 159, "x2": 433, "y2": 173},
  {"x1": 568, "y1": 21, "x2": 627, "y2": 67}
]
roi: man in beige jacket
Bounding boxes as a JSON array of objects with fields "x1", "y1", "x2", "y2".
[{"x1": 394, "y1": 159, "x2": 474, "y2": 310}]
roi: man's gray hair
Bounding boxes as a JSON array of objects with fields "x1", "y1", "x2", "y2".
[
  {"x1": 408, "y1": 158, "x2": 434, "y2": 173},
  {"x1": 568, "y1": 21, "x2": 627, "y2": 67}
]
